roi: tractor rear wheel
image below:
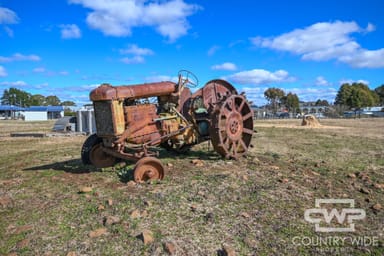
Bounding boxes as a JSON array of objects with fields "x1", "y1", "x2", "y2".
[{"x1": 210, "y1": 95, "x2": 254, "y2": 159}]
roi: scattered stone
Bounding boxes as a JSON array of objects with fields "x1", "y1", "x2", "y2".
[
  {"x1": 191, "y1": 159, "x2": 204, "y2": 167},
  {"x1": 130, "y1": 209, "x2": 141, "y2": 219},
  {"x1": 242, "y1": 175, "x2": 248, "y2": 181},
  {"x1": 357, "y1": 172, "x2": 370, "y2": 181},
  {"x1": 221, "y1": 243, "x2": 236, "y2": 256},
  {"x1": 243, "y1": 235, "x2": 258, "y2": 249},
  {"x1": 88, "y1": 228, "x2": 107, "y2": 238},
  {"x1": 372, "y1": 203, "x2": 382, "y2": 211},
  {"x1": 373, "y1": 183, "x2": 384, "y2": 189},
  {"x1": 167, "y1": 163, "x2": 174, "y2": 167},
  {"x1": 139, "y1": 230, "x2": 154, "y2": 245},
  {"x1": 98, "y1": 204, "x2": 105, "y2": 211},
  {"x1": 103, "y1": 216, "x2": 121, "y2": 226},
  {"x1": 270, "y1": 166, "x2": 280, "y2": 171},
  {"x1": 240, "y1": 212, "x2": 251, "y2": 218},
  {"x1": 190, "y1": 204, "x2": 197, "y2": 212},
  {"x1": 164, "y1": 241, "x2": 177, "y2": 255},
  {"x1": 0, "y1": 195, "x2": 13, "y2": 208},
  {"x1": 309, "y1": 170, "x2": 320, "y2": 176},
  {"x1": 347, "y1": 173, "x2": 356, "y2": 179},
  {"x1": 17, "y1": 238, "x2": 30, "y2": 249},
  {"x1": 127, "y1": 181, "x2": 136, "y2": 187},
  {"x1": 79, "y1": 186, "x2": 93, "y2": 193},
  {"x1": 107, "y1": 198, "x2": 113, "y2": 206},
  {"x1": 141, "y1": 210, "x2": 148, "y2": 217},
  {"x1": 66, "y1": 252, "x2": 77, "y2": 256},
  {"x1": 360, "y1": 187, "x2": 370, "y2": 194},
  {"x1": 278, "y1": 178, "x2": 289, "y2": 183},
  {"x1": 11, "y1": 225, "x2": 33, "y2": 235}
]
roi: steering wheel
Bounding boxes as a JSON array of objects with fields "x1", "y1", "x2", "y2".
[{"x1": 178, "y1": 70, "x2": 199, "y2": 88}]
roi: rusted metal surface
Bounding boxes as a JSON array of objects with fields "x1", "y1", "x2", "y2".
[
  {"x1": 89, "y1": 143, "x2": 116, "y2": 168},
  {"x1": 209, "y1": 95, "x2": 254, "y2": 159},
  {"x1": 192, "y1": 79, "x2": 238, "y2": 110},
  {"x1": 82, "y1": 71, "x2": 255, "y2": 180},
  {"x1": 124, "y1": 104, "x2": 161, "y2": 145},
  {"x1": 133, "y1": 157, "x2": 164, "y2": 182},
  {"x1": 90, "y1": 82, "x2": 177, "y2": 101}
]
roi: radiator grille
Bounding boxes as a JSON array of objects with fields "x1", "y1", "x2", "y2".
[{"x1": 93, "y1": 101, "x2": 114, "y2": 136}]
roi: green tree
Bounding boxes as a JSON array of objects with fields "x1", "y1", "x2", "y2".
[
  {"x1": 264, "y1": 87, "x2": 285, "y2": 113},
  {"x1": 335, "y1": 83, "x2": 379, "y2": 109},
  {"x1": 60, "y1": 101, "x2": 76, "y2": 107},
  {"x1": 61, "y1": 101, "x2": 76, "y2": 116},
  {"x1": 282, "y1": 92, "x2": 300, "y2": 112},
  {"x1": 374, "y1": 85, "x2": 384, "y2": 105},
  {"x1": 335, "y1": 83, "x2": 352, "y2": 106},
  {"x1": 30, "y1": 94, "x2": 46, "y2": 106},
  {"x1": 1, "y1": 87, "x2": 31, "y2": 106},
  {"x1": 45, "y1": 95, "x2": 61, "y2": 106},
  {"x1": 315, "y1": 99, "x2": 329, "y2": 106}
]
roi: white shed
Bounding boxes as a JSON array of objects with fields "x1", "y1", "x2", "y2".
[
  {"x1": 23, "y1": 106, "x2": 64, "y2": 121},
  {"x1": 24, "y1": 111, "x2": 48, "y2": 121}
]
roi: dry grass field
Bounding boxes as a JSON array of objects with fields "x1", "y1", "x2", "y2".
[{"x1": 0, "y1": 118, "x2": 383, "y2": 255}]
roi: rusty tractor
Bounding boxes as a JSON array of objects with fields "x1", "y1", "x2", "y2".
[{"x1": 81, "y1": 70, "x2": 254, "y2": 182}]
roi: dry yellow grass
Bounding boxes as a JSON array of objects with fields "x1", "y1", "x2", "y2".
[{"x1": 0, "y1": 118, "x2": 383, "y2": 255}]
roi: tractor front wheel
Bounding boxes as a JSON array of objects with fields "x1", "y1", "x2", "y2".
[
  {"x1": 81, "y1": 134, "x2": 116, "y2": 168},
  {"x1": 133, "y1": 157, "x2": 165, "y2": 183}
]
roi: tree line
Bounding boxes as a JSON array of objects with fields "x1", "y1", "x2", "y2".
[
  {"x1": 263, "y1": 83, "x2": 384, "y2": 113},
  {"x1": 0, "y1": 87, "x2": 76, "y2": 107}
]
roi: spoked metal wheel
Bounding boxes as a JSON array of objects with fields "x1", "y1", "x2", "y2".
[
  {"x1": 133, "y1": 157, "x2": 165, "y2": 182},
  {"x1": 210, "y1": 95, "x2": 254, "y2": 159}
]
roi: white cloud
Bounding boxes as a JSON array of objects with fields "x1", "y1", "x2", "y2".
[
  {"x1": 365, "y1": 23, "x2": 375, "y2": 32},
  {"x1": 207, "y1": 45, "x2": 220, "y2": 56},
  {"x1": 0, "y1": 66, "x2": 7, "y2": 77},
  {"x1": 120, "y1": 56, "x2": 145, "y2": 64},
  {"x1": 60, "y1": 24, "x2": 81, "y2": 39},
  {"x1": 32, "y1": 67, "x2": 69, "y2": 76},
  {"x1": 315, "y1": 76, "x2": 330, "y2": 86},
  {"x1": 225, "y1": 69, "x2": 295, "y2": 85},
  {"x1": 0, "y1": 80, "x2": 27, "y2": 87},
  {"x1": 0, "y1": 7, "x2": 19, "y2": 37},
  {"x1": 339, "y1": 79, "x2": 369, "y2": 85},
  {"x1": 4, "y1": 26, "x2": 14, "y2": 37},
  {"x1": 0, "y1": 53, "x2": 41, "y2": 63},
  {"x1": 119, "y1": 44, "x2": 154, "y2": 64},
  {"x1": 242, "y1": 86, "x2": 338, "y2": 105},
  {"x1": 211, "y1": 62, "x2": 237, "y2": 71},
  {"x1": 69, "y1": 0, "x2": 201, "y2": 41},
  {"x1": 119, "y1": 44, "x2": 154, "y2": 56},
  {"x1": 0, "y1": 7, "x2": 19, "y2": 24},
  {"x1": 251, "y1": 21, "x2": 384, "y2": 68},
  {"x1": 59, "y1": 71, "x2": 69, "y2": 75},
  {"x1": 33, "y1": 67, "x2": 46, "y2": 73}
]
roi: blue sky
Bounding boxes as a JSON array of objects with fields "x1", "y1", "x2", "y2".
[{"x1": 1, "y1": 0, "x2": 383, "y2": 106}]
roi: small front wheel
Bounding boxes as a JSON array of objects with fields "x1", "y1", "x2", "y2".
[
  {"x1": 133, "y1": 157, "x2": 165, "y2": 182},
  {"x1": 81, "y1": 134, "x2": 116, "y2": 168}
]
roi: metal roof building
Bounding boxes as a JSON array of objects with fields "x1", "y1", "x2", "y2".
[{"x1": 0, "y1": 105, "x2": 64, "y2": 120}]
